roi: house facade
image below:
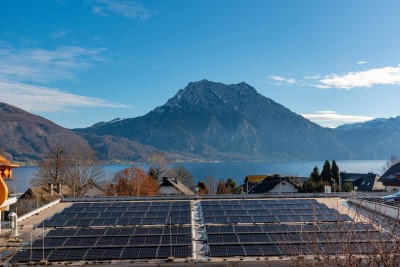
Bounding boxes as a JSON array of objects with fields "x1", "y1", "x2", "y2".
[
  {"x1": 378, "y1": 163, "x2": 400, "y2": 192},
  {"x1": 245, "y1": 175, "x2": 304, "y2": 194},
  {"x1": 340, "y1": 172, "x2": 384, "y2": 192},
  {"x1": 157, "y1": 177, "x2": 195, "y2": 196}
]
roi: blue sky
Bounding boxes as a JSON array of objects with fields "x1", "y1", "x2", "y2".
[{"x1": 1, "y1": 0, "x2": 400, "y2": 128}]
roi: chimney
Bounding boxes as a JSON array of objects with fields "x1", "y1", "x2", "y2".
[{"x1": 59, "y1": 183, "x2": 62, "y2": 195}]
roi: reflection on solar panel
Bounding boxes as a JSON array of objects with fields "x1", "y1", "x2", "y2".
[
  {"x1": 202, "y1": 199, "x2": 351, "y2": 224},
  {"x1": 201, "y1": 199, "x2": 388, "y2": 258},
  {"x1": 10, "y1": 201, "x2": 193, "y2": 263},
  {"x1": 12, "y1": 246, "x2": 193, "y2": 262},
  {"x1": 43, "y1": 201, "x2": 192, "y2": 227}
]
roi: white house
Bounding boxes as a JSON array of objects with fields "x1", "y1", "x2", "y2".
[{"x1": 157, "y1": 177, "x2": 195, "y2": 196}]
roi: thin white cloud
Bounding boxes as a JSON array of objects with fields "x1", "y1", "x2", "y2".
[
  {"x1": 89, "y1": 0, "x2": 154, "y2": 20},
  {"x1": 357, "y1": 61, "x2": 367, "y2": 65},
  {"x1": 301, "y1": 111, "x2": 373, "y2": 128},
  {"x1": 0, "y1": 44, "x2": 130, "y2": 113},
  {"x1": 269, "y1": 75, "x2": 297, "y2": 85},
  {"x1": 305, "y1": 75, "x2": 320, "y2": 80},
  {"x1": 271, "y1": 65, "x2": 400, "y2": 90},
  {"x1": 310, "y1": 84, "x2": 331, "y2": 89},
  {"x1": 316, "y1": 110, "x2": 336, "y2": 114},
  {"x1": 50, "y1": 30, "x2": 70, "y2": 39},
  {"x1": 316, "y1": 66, "x2": 400, "y2": 89},
  {"x1": 0, "y1": 45, "x2": 105, "y2": 83},
  {"x1": 0, "y1": 79, "x2": 131, "y2": 113}
]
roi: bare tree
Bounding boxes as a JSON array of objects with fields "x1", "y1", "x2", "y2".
[
  {"x1": 34, "y1": 145, "x2": 104, "y2": 197},
  {"x1": 148, "y1": 153, "x2": 169, "y2": 181},
  {"x1": 284, "y1": 199, "x2": 400, "y2": 267},
  {"x1": 64, "y1": 145, "x2": 105, "y2": 197},
  {"x1": 205, "y1": 175, "x2": 217, "y2": 193},
  {"x1": 34, "y1": 146, "x2": 67, "y2": 186},
  {"x1": 167, "y1": 165, "x2": 194, "y2": 190}
]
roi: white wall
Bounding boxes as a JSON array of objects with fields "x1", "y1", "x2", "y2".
[
  {"x1": 385, "y1": 185, "x2": 400, "y2": 192},
  {"x1": 268, "y1": 182, "x2": 299, "y2": 194},
  {"x1": 157, "y1": 186, "x2": 181, "y2": 195}
]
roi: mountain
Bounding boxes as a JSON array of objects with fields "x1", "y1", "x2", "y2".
[
  {"x1": 77, "y1": 80, "x2": 352, "y2": 161},
  {"x1": 0, "y1": 102, "x2": 90, "y2": 163},
  {"x1": 3, "y1": 80, "x2": 399, "y2": 163},
  {"x1": 336, "y1": 117, "x2": 400, "y2": 159},
  {"x1": 90, "y1": 118, "x2": 124, "y2": 129},
  {"x1": 0, "y1": 103, "x2": 176, "y2": 163}
]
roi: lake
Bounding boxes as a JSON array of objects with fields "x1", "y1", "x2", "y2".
[{"x1": 6, "y1": 160, "x2": 386, "y2": 194}]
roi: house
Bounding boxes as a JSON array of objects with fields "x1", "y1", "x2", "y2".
[
  {"x1": 245, "y1": 175, "x2": 304, "y2": 194},
  {"x1": 81, "y1": 182, "x2": 108, "y2": 197},
  {"x1": 244, "y1": 175, "x2": 269, "y2": 193},
  {"x1": 340, "y1": 172, "x2": 384, "y2": 192},
  {"x1": 157, "y1": 177, "x2": 195, "y2": 196},
  {"x1": 378, "y1": 163, "x2": 400, "y2": 192}
]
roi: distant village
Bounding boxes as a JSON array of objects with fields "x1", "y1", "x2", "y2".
[
  {"x1": 1, "y1": 150, "x2": 399, "y2": 218},
  {"x1": 1, "y1": 151, "x2": 400, "y2": 266}
]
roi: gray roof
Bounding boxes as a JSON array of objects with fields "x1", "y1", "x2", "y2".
[
  {"x1": 249, "y1": 176, "x2": 302, "y2": 194},
  {"x1": 340, "y1": 172, "x2": 379, "y2": 191},
  {"x1": 379, "y1": 162, "x2": 400, "y2": 183}
]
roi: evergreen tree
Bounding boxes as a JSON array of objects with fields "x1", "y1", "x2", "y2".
[
  {"x1": 310, "y1": 166, "x2": 320, "y2": 181},
  {"x1": 225, "y1": 177, "x2": 243, "y2": 194},
  {"x1": 321, "y1": 160, "x2": 332, "y2": 184},
  {"x1": 331, "y1": 160, "x2": 340, "y2": 186}
]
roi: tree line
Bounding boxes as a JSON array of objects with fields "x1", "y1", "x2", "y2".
[
  {"x1": 31, "y1": 148, "x2": 244, "y2": 198},
  {"x1": 302, "y1": 160, "x2": 353, "y2": 193}
]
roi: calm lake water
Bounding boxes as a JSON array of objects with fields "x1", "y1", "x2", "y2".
[{"x1": 6, "y1": 160, "x2": 386, "y2": 194}]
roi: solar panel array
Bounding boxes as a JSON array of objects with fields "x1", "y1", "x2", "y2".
[
  {"x1": 10, "y1": 198, "x2": 390, "y2": 263},
  {"x1": 201, "y1": 199, "x2": 351, "y2": 224},
  {"x1": 11, "y1": 201, "x2": 193, "y2": 263},
  {"x1": 201, "y1": 199, "x2": 385, "y2": 257},
  {"x1": 43, "y1": 201, "x2": 191, "y2": 227}
]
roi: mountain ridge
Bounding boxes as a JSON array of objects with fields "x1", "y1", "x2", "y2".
[
  {"x1": 1, "y1": 80, "x2": 399, "y2": 163},
  {"x1": 0, "y1": 102, "x2": 90, "y2": 163},
  {"x1": 76, "y1": 80, "x2": 353, "y2": 160},
  {"x1": 0, "y1": 103, "x2": 185, "y2": 163}
]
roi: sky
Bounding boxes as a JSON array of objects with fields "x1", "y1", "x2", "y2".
[{"x1": 1, "y1": 0, "x2": 400, "y2": 129}]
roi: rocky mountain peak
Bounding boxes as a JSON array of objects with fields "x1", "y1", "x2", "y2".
[{"x1": 164, "y1": 80, "x2": 260, "y2": 112}]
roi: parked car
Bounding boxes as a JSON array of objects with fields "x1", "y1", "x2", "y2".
[{"x1": 380, "y1": 192, "x2": 400, "y2": 203}]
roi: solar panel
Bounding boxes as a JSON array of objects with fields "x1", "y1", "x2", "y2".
[
  {"x1": 138, "y1": 247, "x2": 157, "y2": 258},
  {"x1": 200, "y1": 199, "x2": 390, "y2": 259},
  {"x1": 11, "y1": 198, "x2": 392, "y2": 263},
  {"x1": 84, "y1": 248, "x2": 106, "y2": 260},
  {"x1": 209, "y1": 245, "x2": 245, "y2": 257}
]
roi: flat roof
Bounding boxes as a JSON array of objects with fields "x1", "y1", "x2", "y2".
[{"x1": 1, "y1": 194, "x2": 395, "y2": 266}]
